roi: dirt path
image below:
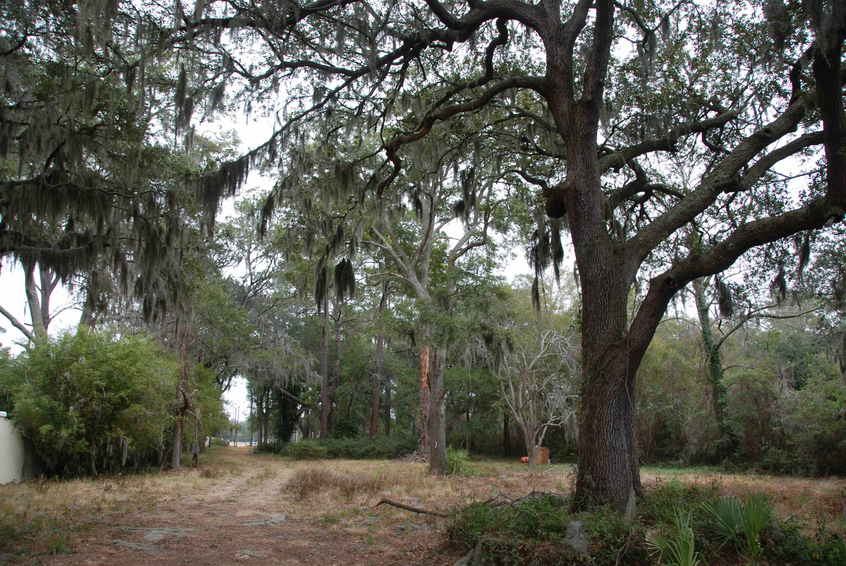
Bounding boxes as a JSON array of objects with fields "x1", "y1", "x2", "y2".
[{"x1": 37, "y1": 448, "x2": 462, "y2": 566}]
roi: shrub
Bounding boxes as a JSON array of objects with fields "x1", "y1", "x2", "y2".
[
  {"x1": 281, "y1": 435, "x2": 416, "y2": 460},
  {"x1": 646, "y1": 508, "x2": 701, "y2": 566},
  {"x1": 446, "y1": 448, "x2": 476, "y2": 476},
  {"x1": 1, "y1": 330, "x2": 178, "y2": 477},
  {"x1": 448, "y1": 494, "x2": 569, "y2": 549},
  {"x1": 451, "y1": 486, "x2": 843, "y2": 566},
  {"x1": 701, "y1": 494, "x2": 772, "y2": 560},
  {"x1": 582, "y1": 506, "x2": 650, "y2": 565},
  {"x1": 285, "y1": 439, "x2": 329, "y2": 459},
  {"x1": 814, "y1": 531, "x2": 846, "y2": 566},
  {"x1": 761, "y1": 518, "x2": 815, "y2": 564},
  {"x1": 641, "y1": 479, "x2": 719, "y2": 526},
  {"x1": 448, "y1": 495, "x2": 650, "y2": 565}
]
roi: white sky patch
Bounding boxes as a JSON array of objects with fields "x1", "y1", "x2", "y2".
[
  {"x1": 223, "y1": 376, "x2": 249, "y2": 422},
  {"x1": 0, "y1": 263, "x2": 80, "y2": 354}
]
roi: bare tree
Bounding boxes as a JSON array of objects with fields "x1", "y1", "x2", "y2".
[{"x1": 499, "y1": 328, "x2": 579, "y2": 465}]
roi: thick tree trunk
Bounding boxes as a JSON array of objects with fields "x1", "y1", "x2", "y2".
[
  {"x1": 428, "y1": 344, "x2": 448, "y2": 474},
  {"x1": 172, "y1": 415, "x2": 184, "y2": 468},
  {"x1": 565, "y1": 148, "x2": 641, "y2": 513},
  {"x1": 417, "y1": 324, "x2": 432, "y2": 455},
  {"x1": 520, "y1": 426, "x2": 537, "y2": 467},
  {"x1": 573, "y1": 354, "x2": 639, "y2": 514}
]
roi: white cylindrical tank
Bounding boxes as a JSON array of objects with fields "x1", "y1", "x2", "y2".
[{"x1": 0, "y1": 415, "x2": 27, "y2": 484}]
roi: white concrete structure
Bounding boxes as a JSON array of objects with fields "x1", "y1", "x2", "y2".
[{"x1": 0, "y1": 415, "x2": 28, "y2": 484}]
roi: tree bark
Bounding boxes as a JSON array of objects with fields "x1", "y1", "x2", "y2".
[
  {"x1": 428, "y1": 344, "x2": 448, "y2": 474},
  {"x1": 573, "y1": 351, "x2": 639, "y2": 513},
  {"x1": 38, "y1": 263, "x2": 57, "y2": 329},
  {"x1": 562, "y1": 111, "x2": 641, "y2": 512},
  {"x1": 417, "y1": 324, "x2": 432, "y2": 456},
  {"x1": 0, "y1": 304, "x2": 35, "y2": 342},
  {"x1": 172, "y1": 414, "x2": 184, "y2": 468},
  {"x1": 23, "y1": 259, "x2": 46, "y2": 340}
]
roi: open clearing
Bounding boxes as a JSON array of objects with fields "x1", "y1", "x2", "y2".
[{"x1": 2, "y1": 447, "x2": 844, "y2": 565}]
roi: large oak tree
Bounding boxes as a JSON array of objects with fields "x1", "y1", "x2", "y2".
[{"x1": 6, "y1": 0, "x2": 844, "y2": 511}]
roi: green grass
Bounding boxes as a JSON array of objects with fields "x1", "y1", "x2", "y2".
[{"x1": 641, "y1": 465, "x2": 723, "y2": 475}]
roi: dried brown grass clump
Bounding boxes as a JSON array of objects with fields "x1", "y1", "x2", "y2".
[
  {"x1": 286, "y1": 467, "x2": 391, "y2": 500},
  {"x1": 200, "y1": 466, "x2": 221, "y2": 479}
]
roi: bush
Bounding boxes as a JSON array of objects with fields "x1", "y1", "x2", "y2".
[
  {"x1": 640, "y1": 479, "x2": 719, "y2": 526},
  {"x1": 448, "y1": 494, "x2": 650, "y2": 566},
  {"x1": 284, "y1": 439, "x2": 329, "y2": 459},
  {"x1": 646, "y1": 508, "x2": 701, "y2": 566},
  {"x1": 1, "y1": 330, "x2": 178, "y2": 477},
  {"x1": 700, "y1": 494, "x2": 772, "y2": 560},
  {"x1": 758, "y1": 447, "x2": 813, "y2": 476},
  {"x1": 448, "y1": 494, "x2": 569, "y2": 549},
  {"x1": 451, "y1": 484, "x2": 846, "y2": 566},
  {"x1": 446, "y1": 448, "x2": 477, "y2": 476},
  {"x1": 281, "y1": 435, "x2": 416, "y2": 460}
]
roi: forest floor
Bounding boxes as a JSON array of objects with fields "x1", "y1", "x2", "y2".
[{"x1": 1, "y1": 447, "x2": 844, "y2": 565}]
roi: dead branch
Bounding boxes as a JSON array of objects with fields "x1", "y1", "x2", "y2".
[{"x1": 374, "y1": 498, "x2": 450, "y2": 518}]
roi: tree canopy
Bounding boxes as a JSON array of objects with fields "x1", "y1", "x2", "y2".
[{"x1": 0, "y1": 0, "x2": 843, "y2": 510}]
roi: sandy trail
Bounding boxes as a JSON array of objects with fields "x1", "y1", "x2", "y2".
[{"x1": 39, "y1": 448, "x2": 459, "y2": 566}]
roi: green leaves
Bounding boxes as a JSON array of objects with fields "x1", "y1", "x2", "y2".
[
  {"x1": 701, "y1": 495, "x2": 773, "y2": 560},
  {"x1": 1, "y1": 329, "x2": 179, "y2": 477},
  {"x1": 647, "y1": 507, "x2": 701, "y2": 566}
]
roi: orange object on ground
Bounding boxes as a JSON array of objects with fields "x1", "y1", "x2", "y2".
[{"x1": 520, "y1": 456, "x2": 529, "y2": 464}]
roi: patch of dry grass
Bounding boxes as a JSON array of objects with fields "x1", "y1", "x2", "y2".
[
  {"x1": 0, "y1": 446, "x2": 253, "y2": 558},
  {"x1": 287, "y1": 467, "x2": 393, "y2": 499},
  {"x1": 640, "y1": 468, "x2": 846, "y2": 533}
]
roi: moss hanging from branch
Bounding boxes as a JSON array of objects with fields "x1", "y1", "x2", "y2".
[
  {"x1": 333, "y1": 258, "x2": 355, "y2": 304},
  {"x1": 716, "y1": 277, "x2": 734, "y2": 318}
]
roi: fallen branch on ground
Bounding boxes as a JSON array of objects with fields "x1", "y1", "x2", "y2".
[{"x1": 374, "y1": 498, "x2": 450, "y2": 517}]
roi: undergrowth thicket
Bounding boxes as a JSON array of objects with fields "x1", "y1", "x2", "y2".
[{"x1": 448, "y1": 480, "x2": 846, "y2": 565}]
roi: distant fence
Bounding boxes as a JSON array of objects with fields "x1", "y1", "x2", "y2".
[{"x1": 0, "y1": 415, "x2": 35, "y2": 484}]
